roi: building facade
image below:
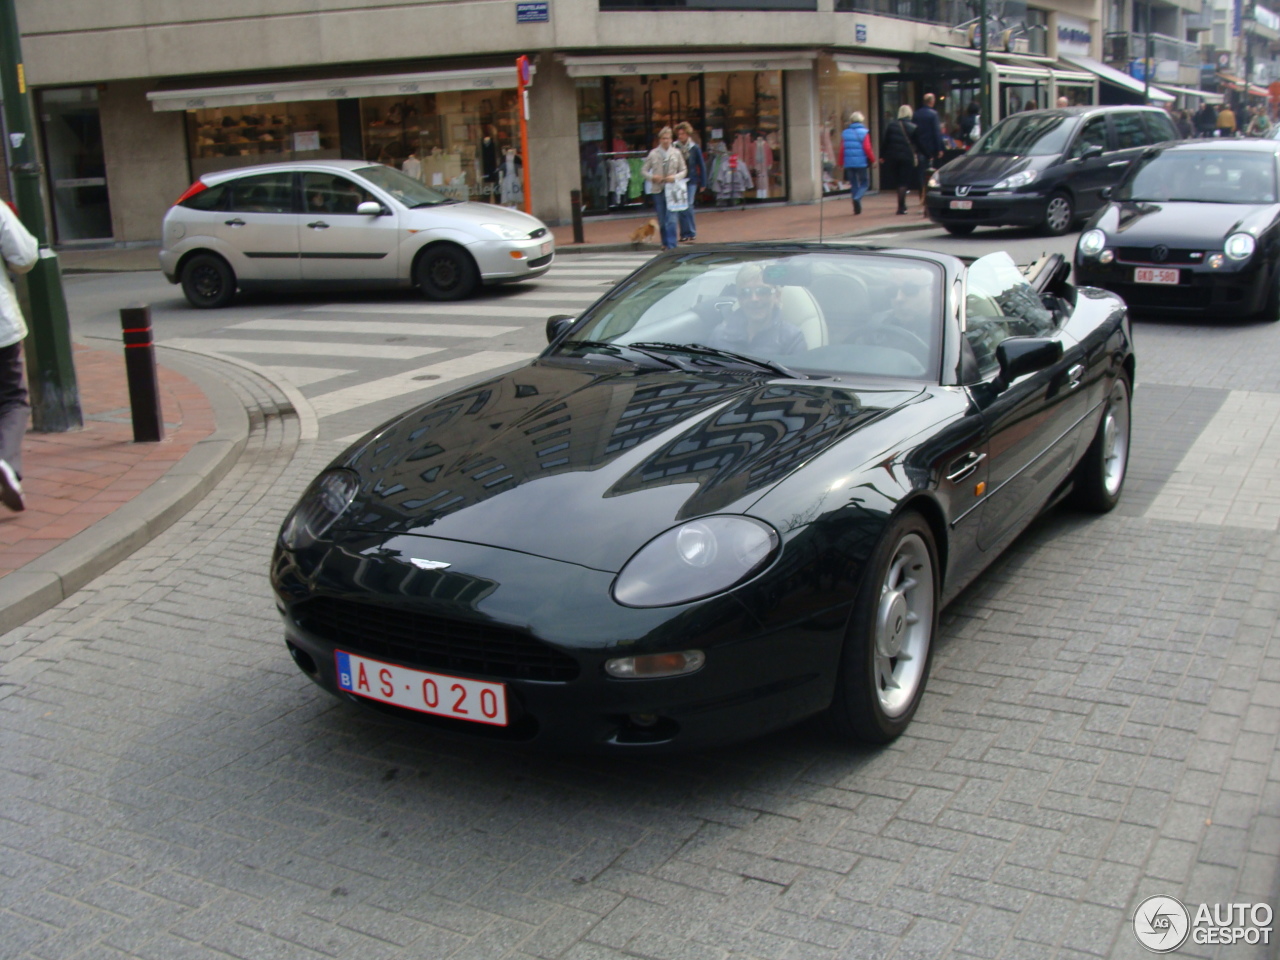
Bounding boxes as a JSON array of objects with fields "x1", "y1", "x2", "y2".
[{"x1": 13, "y1": 0, "x2": 1185, "y2": 245}]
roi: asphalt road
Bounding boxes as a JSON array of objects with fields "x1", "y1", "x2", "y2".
[{"x1": 5, "y1": 235, "x2": 1276, "y2": 960}]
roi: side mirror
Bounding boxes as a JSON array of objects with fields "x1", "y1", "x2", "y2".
[
  {"x1": 546, "y1": 314, "x2": 576, "y2": 343},
  {"x1": 356, "y1": 201, "x2": 385, "y2": 216},
  {"x1": 993, "y1": 336, "x2": 1062, "y2": 392},
  {"x1": 1099, "y1": 186, "x2": 1113, "y2": 200},
  {"x1": 1077, "y1": 144, "x2": 1104, "y2": 162}
]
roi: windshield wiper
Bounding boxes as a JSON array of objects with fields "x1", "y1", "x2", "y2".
[
  {"x1": 628, "y1": 341, "x2": 805, "y2": 379},
  {"x1": 561, "y1": 339, "x2": 683, "y2": 369}
]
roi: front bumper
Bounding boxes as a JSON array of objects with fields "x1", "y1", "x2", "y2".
[
  {"x1": 471, "y1": 234, "x2": 556, "y2": 284},
  {"x1": 926, "y1": 190, "x2": 1047, "y2": 229},
  {"x1": 271, "y1": 532, "x2": 845, "y2": 752},
  {"x1": 1075, "y1": 256, "x2": 1270, "y2": 315}
]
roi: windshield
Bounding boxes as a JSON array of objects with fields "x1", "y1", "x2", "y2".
[
  {"x1": 1119, "y1": 150, "x2": 1278, "y2": 204},
  {"x1": 561, "y1": 251, "x2": 945, "y2": 380},
  {"x1": 971, "y1": 114, "x2": 1076, "y2": 157},
  {"x1": 354, "y1": 164, "x2": 453, "y2": 206}
]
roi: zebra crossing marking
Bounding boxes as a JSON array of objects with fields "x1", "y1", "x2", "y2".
[
  {"x1": 227, "y1": 319, "x2": 520, "y2": 338},
  {"x1": 164, "y1": 338, "x2": 444, "y2": 360}
]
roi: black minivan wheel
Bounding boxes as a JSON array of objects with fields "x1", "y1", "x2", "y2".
[
  {"x1": 944, "y1": 223, "x2": 976, "y2": 236},
  {"x1": 1043, "y1": 191, "x2": 1075, "y2": 236}
]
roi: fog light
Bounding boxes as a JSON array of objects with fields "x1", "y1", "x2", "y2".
[
  {"x1": 509, "y1": 250, "x2": 525, "y2": 259},
  {"x1": 605, "y1": 650, "x2": 705, "y2": 679},
  {"x1": 629, "y1": 713, "x2": 659, "y2": 727},
  {"x1": 1208, "y1": 253, "x2": 1225, "y2": 269},
  {"x1": 1099, "y1": 249, "x2": 1115, "y2": 264}
]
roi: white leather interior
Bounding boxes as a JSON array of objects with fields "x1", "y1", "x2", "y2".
[{"x1": 779, "y1": 286, "x2": 828, "y2": 349}]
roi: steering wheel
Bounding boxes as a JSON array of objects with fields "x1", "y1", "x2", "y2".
[{"x1": 855, "y1": 321, "x2": 931, "y2": 357}]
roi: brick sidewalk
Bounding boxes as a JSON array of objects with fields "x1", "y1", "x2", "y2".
[{"x1": 0, "y1": 344, "x2": 214, "y2": 578}]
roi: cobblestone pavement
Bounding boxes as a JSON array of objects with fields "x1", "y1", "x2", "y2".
[{"x1": 1, "y1": 315, "x2": 1278, "y2": 960}]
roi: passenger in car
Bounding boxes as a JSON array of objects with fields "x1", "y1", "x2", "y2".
[{"x1": 707, "y1": 263, "x2": 809, "y2": 356}]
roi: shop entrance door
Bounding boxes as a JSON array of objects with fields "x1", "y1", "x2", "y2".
[{"x1": 39, "y1": 87, "x2": 113, "y2": 242}]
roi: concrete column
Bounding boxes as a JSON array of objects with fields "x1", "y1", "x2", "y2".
[
  {"x1": 99, "y1": 80, "x2": 191, "y2": 242},
  {"x1": 785, "y1": 67, "x2": 820, "y2": 204},
  {"x1": 528, "y1": 53, "x2": 579, "y2": 226}
]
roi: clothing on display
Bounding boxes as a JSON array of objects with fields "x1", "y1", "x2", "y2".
[
  {"x1": 499, "y1": 149, "x2": 523, "y2": 206},
  {"x1": 401, "y1": 155, "x2": 422, "y2": 181}
]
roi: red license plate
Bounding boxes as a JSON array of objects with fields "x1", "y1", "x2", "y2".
[
  {"x1": 336, "y1": 650, "x2": 508, "y2": 726},
  {"x1": 949, "y1": 199, "x2": 973, "y2": 210},
  {"x1": 1134, "y1": 267, "x2": 1180, "y2": 285}
]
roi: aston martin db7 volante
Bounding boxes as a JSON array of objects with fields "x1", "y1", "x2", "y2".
[{"x1": 271, "y1": 245, "x2": 1134, "y2": 751}]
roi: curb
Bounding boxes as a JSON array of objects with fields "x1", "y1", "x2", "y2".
[
  {"x1": 552, "y1": 217, "x2": 939, "y2": 255},
  {"x1": 0, "y1": 352, "x2": 252, "y2": 635}
]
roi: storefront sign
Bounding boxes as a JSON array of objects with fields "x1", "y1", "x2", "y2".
[
  {"x1": 1255, "y1": 4, "x2": 1280, "y2": 32},
  {"x1": 856, "y1": 23, "x2": 867, "y2": 43},
  {"x1": 579, "y1": 121, "x2": 603, "y2": 141},
  {"x1": 293, "y1": 131, "x2": 321, "y2": 151},
  {"x1": 517, "y1": 1, "x2": 549, "y2": 22},
  {"x1": 1057, "y1": 16, "x2": 1092, "y2": 57}
]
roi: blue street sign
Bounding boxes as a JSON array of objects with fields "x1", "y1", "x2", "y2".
[
  {"x1": 517, "y1": 1, "x2": 548, "y2": 22},
  {"x1": 855, "y1": 23, "x2": 867, "y2": 43}
]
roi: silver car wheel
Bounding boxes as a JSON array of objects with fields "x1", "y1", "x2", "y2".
[
  {"x1": 1101, "y1": 378, "x2": 1130, "y2": 498},
  {"x1": 873, "y1": 531, "x2": 934, "y2": 718}
]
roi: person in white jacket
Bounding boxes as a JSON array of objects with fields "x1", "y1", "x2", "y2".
[{"x1": 0, "y1": 201, "x2": 39, "y2": 511}]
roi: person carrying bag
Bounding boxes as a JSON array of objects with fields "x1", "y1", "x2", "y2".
[
  {"x1": 881, "y1": 105, "x2": 921, "y2": 215},
  {"x1": 642, "y1": 127, "x2": 688, "y2": 251}
]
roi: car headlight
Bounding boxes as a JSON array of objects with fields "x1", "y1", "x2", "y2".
[
  {"x1": 481, "y1": 223, "x2": 529, "y2": 240},
  {"x1": 612, "y1": 516, "x2": 779, "y2": 608},
  {"x1": 1224, "y1": 232, "x2": 1256, "y2": 261},
  {"x1": 279, "y1": 469, "x2": 359, "y2": 551},
  {"x1": 927, "y1": 172, "x2": 940, "y2": 189},
  {"x1": 1078, "y1": 229, "x2": 1106, "y2": 258},
  {"x1": 993, "y1": 169, "x2": 1038, "y2": 190}
]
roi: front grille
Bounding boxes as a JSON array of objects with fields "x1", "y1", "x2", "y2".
[
  {"x1": 295, "y1": 597, "x2": 580, "y2": 681},
  {"x1": 1115, "y1": 247, "x2": 1206, "y2": 265},
  {"x1": 529, "y1": 227, "x2": 548, "y2": 239},
  {"x1": 527, "y1": 253, "x2": 553, "y2": 269},
  {"x1": 943, "y1": 186, "x2": 991, "y2": 197}
]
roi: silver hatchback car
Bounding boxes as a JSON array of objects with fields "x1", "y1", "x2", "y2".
[{"x1": 159, "y1": 160, "x2": 555, "y2": 308}]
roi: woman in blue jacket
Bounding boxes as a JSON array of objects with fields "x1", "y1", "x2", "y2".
[{"x1": 841, "y1": 112, "x2": 876, "y2": 215}]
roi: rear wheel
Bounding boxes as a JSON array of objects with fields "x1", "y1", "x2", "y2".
[
  {"x1": 825, "y1": 511, "x2": 938, "y2": 744},
  {"x1": 1071, "y1": 373, "x2": 1131, "y2": 512},
  {"x1": 180, "y1": 253, "x2": 236, "y2": 309},
  {"x1": 415, "y1": 244, "x2": 478, "y2": 301},
  {"x1": 944, "y1": 223, "x2": 976, "y2": 236},
  {"x1": 1043, "y1": 191, "x2": 1074, "y2": 236}
]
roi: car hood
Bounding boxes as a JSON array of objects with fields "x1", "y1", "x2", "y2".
[
  {"x1": 1097, "y1": 201, "x2": 1280, "y2": 242},
  {"x1": 333, "y1": 360, "x2": 923, "y2": 571},
  {"x1": 937, "y1": 151, "x2": 1049, "y2": 187},
  {"x1": 402, "y1": 200, "x2": 546, "y2": 236}
]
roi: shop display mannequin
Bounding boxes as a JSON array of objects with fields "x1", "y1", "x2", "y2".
[
  {"x1": 481, "y1": 135, "x2": 500, "y2": 202},
  {"x1": 499, "y1": 148, "x2": 523, "y2": 207}
]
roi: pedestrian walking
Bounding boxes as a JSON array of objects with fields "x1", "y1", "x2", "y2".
[
  {"x1": 841, "y1": 111, "x2": 876, "y2": 215},
  {"x1": 1247, "y1": 105, "x2": 1271, "y2": 137},
  {"x1": 641, "y1": 126, "x2": 687, "y2": 251},
  {"x1": 1175, "y1": 109, "x2": 1194, "y2": 139},
  {"x1": 674, "y1": 122, "x2": 705, "y2": 243},
  {"x1": 958, "y1": 100, "x2": 982, "y2": 147},
  {"x1": 0, "y1": 201, "x2": 39, "y2": 512},
  {"x1": 1195, "y1": 102, "x2": 1217, "y2": 138},
  {"x1": 1218, "y1": 103, "x2": 1238, "y2": 138},
  {"x1": 882, "y1": 105, "x2": 921, "y2": 215},
  {"x1": 913, "y1": 93, "x2": 945, "y2": 214}
]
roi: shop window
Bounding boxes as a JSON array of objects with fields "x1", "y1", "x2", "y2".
[
  {"x1": 39, "y1": 86, "x2": 112, "y2": 242},
  {"x1": 187, "y1": 102, "x2": 340, "y2": 179}
]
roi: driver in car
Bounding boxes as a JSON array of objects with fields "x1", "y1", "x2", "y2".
[
  {"x1": 708, "y1": 263, "x2": 808, "y2": 356},
  {"x1": 859, "y1": 270, "x2": 935, "y2": 350}
]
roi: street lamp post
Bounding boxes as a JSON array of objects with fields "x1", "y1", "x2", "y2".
[
  {"x1": 0, "y1": 0, "x2": 82, "y2": 432},
  {"x1": 1143, "y1": 1, "x2": 1152, "y2": 102},
  {"x1": 979, "y1": 0, "x2": 990, "y2": 131}
]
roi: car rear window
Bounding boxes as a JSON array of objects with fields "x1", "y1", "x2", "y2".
[
  {"x1": 179, "y1": 182, "x2": 227, "y2": 211},
  {"x1": 227, "y1": 172, "x2": 295, "y2": 213},
  {"x1": 1113, "y1": 113, "x2": 1148, "y2": 150}
]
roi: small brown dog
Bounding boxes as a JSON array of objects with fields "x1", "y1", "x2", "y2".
[{"x1": 630, "y1": 219, "x2": 658, "y2": 244}]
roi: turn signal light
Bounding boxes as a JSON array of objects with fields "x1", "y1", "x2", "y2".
[
  {"x1": 510, "y1": 250, "x2": 526, "y2": 259},
  {"x1": 605, "y1": 650, "x2": 705, "y2": 679}
]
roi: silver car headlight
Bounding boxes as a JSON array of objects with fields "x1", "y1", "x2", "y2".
[
  {"x1": 279, "y1": 469, "x2": 359, "y2": 551},
  {"x1": 1078, "y1": 229, "x2": 1107, "y2": 258},
  {"x1": 1224, "y1": 232, "x2": 1256, "y2": 261},
  {"x1": 612, "y1": 516, "x2": 779, "y2": 608},
  {"x1": 993, "y1": 169, "x2": 1038, "y2": 190},
  {"x1": 481, "y1": 223, "x2": 529, "y2": 240}
]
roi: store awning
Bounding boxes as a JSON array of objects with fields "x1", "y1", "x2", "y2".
[
  {"x1": 561, "y1": 51, "x2": 817, "y2": 78},
  {"x1": 833, "y1": 53, "x2": 900, "y2": 75},
  {"x1": 146, "y1": 65, "x2": 528, "y2": 112},
  {"x1": 1216, "y1": 74, "x2": 1270, "y2": 96},
  {"x1": 1155, "y1": 83, "x2": 1224, "y2": 104},
  {"x1": 1060, "y1": 55, "x2": 1175, "y2": 102},
  {"x1": 924, "y1": 46, "x2": 1093, "y2": 84}
]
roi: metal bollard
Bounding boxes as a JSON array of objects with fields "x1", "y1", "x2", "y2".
[
  {"x1": 119, "y1": 304, "x2": 164, "y2": 442},
  {"x1": 570, "y1": 189, "x2": 584, "y2": 244}
]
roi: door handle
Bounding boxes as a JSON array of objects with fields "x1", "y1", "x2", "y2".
[
  {"x1": 307, "y1": 221, "x2": 330, "y2": 229},
  {"x1": 1066, "y1": 363, "x2": 1085, "y2": 390},
  {"x1": 946, "y1": 451, "x2": 986, "y2": 483},
  {"x1": 224, "y1": 218, "x2": 245, "y2": 226}
]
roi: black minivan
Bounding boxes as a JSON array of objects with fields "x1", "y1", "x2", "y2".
[{"x1": 925, "y1": 106, "x2": 1179, "y2": 237}]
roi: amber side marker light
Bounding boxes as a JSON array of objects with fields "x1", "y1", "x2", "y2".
[
  {"x1": 975, "y1": 481, "x2": 986, "y2": 497},
  {"x1": 605, "y1": 651, "x2": 706, "y2": 679}
]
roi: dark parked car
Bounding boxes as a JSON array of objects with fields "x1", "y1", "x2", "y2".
[
  {"x1": 271, "y1": 245, "x2": 1134, "y2": 752},
  {"x1": 926, "y1": 105, "x2": 1179, "y2": 236},
  {"x1": 1075, "y1": 139, "x2": 1280, "y2": 320}
]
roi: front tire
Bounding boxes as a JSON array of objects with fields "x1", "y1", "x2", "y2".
[
  {"x1": 944, "y1": 223, "x2": 976, "y2": 236},
  {"x1": 1071, "y1": 373, "x2": 1131, "y2": 512},
  {"x1": 1043, "y1": 191, "x2": 1074, "y2": 237},
  {"x1": 825, "y1": 511, "x2": 938, "y2": 744},
  {"x1": 180, "y1": 253, "x2": 236, "y2": 309},
  {"x1": 415, "y1": 244, "x2": 479, "y2": 301}
]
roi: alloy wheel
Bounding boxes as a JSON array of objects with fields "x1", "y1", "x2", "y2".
[{"x1": 873, "y1": 532, "x2": 935, "y2": 718}]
